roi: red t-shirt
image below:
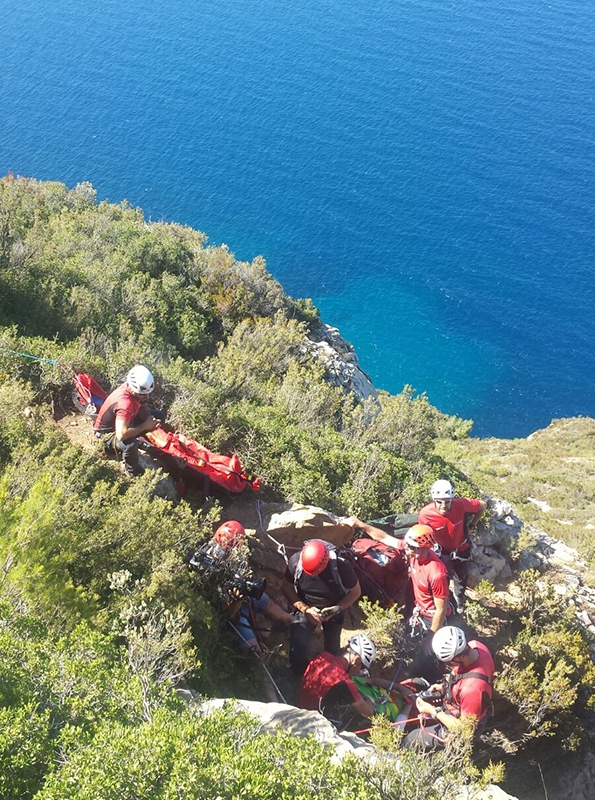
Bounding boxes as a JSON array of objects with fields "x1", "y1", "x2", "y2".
[
  {"x1": 445, "y1": 640, "x2": 495, "y2": 720},
  {"x1": 94, "y1": 382, "x2": 142, "y2": 433},
  {"x1": 298, "y1": 651, "x2": 360, "y2": 711},
  {"x1": 407, "y1": 549, "x2": 450, "y2": 617},
  {"x1": 418, "y1": 497, "x2": 483, "y2": 552}
]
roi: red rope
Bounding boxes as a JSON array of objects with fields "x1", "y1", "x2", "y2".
[
  {"x1": 353, "y1": 715, "x2": 421, "y2": 736},
  {"x1": 419, "y1": 714, "x2": 449, "y2": 743}
]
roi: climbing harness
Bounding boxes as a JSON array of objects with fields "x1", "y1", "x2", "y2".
[
  {"x1": 434, "y1": 541, "x2": 472, "y2": 562},
  {"x1": 444, "y1": 670, "x2": 494, "y2": 719}
]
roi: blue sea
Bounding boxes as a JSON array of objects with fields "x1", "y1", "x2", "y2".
[{"x1": 1, "y1": 0, "x2": 595, "y2": 438}]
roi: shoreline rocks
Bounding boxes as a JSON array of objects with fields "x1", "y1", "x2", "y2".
[{"x1": 309, "y1": 324, "x2": 378, "y2": 402}]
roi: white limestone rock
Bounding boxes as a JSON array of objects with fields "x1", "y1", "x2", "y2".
[
  {"x1": 517, "y1": 549, "x2": 544, "y2": 572},
  {"x1": 198, "y1": 698, "x2": 375, "y2": 763},
  {"x1": 267, "y1": 504, "x2": 355, "y2": 549},
  {"x1": 197, "y1": 699, "x2": 518, "y2": 799},
  {"x1": 468, "y1": 546, "x2": 509, "y2": 586},
  {"x1": 490, "y1": 499, "x2": 514, "y2": 518},
  {"x1": 309, "y1": 324, "x2": 378, "y2": 402},
  {"x1": 527, "y1": 497, "x2": 552, "y2": 512}
]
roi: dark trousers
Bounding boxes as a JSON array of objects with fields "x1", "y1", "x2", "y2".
[
  {"x1": 408, "y1": 623, "x2": 445, "y2": 685},
  {"x1": 439, "y1": 552, "x2": 470, "y2": 610},
  {"x1": 407, "y1": 612, "x2": 467, "y2": 684},
  {"x1": 289, "y1": 611, "x2": 345, "y2": 675}
]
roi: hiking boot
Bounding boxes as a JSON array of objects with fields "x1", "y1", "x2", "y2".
[
  {"x1": 454, "y1": 595, "x2": 466, "y2": 615},
  {"x1": 121, "y1": 460, "x2": 143, "y2": 478}
]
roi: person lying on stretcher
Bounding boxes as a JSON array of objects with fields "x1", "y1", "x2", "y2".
[{"x1": 298, "y1": 635, "x2": 419, "y2": 724}]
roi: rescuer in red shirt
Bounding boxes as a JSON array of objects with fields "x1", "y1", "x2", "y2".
[
  {"x1": 407, "y1": 625, "x2": 495, "y2": 751},
  {"x1": 418, "y1": 480, "x2": 487, "y2": 612},
  {"x1": 349, "y1": 520, "x2": 456, "y2": 683},
  {"x1": 94, "y1": 364, "x2": 164, "y2": 476},
  {"x1": 350, "y1": 520, "x2": 452, "y2": 635}
]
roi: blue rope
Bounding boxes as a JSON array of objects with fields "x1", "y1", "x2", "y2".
[{"x1": 3, "y1": 348, "x2": 59, "y2": 365}]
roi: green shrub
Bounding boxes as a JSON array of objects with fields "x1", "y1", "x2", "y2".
[{"x1": 495, "y1": 575, "x2": 595, "y2": 744}]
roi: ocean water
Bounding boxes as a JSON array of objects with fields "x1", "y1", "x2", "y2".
[{"x1": 1, "y1": 0, "x2": 595, "y2": 437}]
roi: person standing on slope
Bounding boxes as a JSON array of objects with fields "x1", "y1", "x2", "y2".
[
  {"x1": 418, "y1": 480, "x2": 487, "y2": 612},
  {"x1": 283, "y1": 539, "x2": 361, "y2": 675}
]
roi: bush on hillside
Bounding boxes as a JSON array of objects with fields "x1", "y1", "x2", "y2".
[{"x1": 494, "y1": 570, "x2": 595, "y2": 747}]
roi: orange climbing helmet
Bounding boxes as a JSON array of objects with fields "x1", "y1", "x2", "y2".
[{"x1": 404, "y1": 524, "x2": 435, "y2": 550}]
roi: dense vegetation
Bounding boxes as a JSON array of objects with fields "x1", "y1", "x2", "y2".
[
  {"x1": 0, "y1": 176, "x2": 593, "y2": 798},
  {"x1": 0, "y1": 175, "x2": 476, "y2": 518},
  {"x1": 438, "y1": 417, "x2": 595, "y2": 568}
]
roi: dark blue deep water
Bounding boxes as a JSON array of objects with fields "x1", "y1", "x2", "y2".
[{"x1": 2, "y1": 0, "x2": 595, "y2": 437}]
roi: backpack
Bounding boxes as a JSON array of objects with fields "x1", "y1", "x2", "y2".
[
  {"x1": 365, "y1": 513, "x2": 418, "y2": 535},
  {"x1": 346, "y1": 538, "x2": 408, "y2": 608}
]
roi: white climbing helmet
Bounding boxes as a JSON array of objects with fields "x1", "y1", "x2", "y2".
[
  {"x1": 127, "y1": 365, "x2": 154, "y2": 395},
  {"x1": 348, "y1": 635, "x2": 376, "y2": 669},
  {"x1": 431, "y1": 479, "x2": 454, "y2": 501},
  {"x1": 432, "y1": 626, "x2": 467, "y2": 662}
]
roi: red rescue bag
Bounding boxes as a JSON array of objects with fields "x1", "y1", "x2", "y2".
[
  {"x1": 347, "y1": 537, "x2": 407, "y2": 608},
  {"x1": 72, "y1": 372, "x2": 108, "y2": 416},
  {"x1": 71, "y1": 372, "x2": 260, "y2": 494},
  {"x1": 143, "y1": 428, "x2": 261, "y2": 493}
]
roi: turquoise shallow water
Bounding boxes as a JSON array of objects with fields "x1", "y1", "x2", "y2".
[
  {"x1": 315, "y1": 275, "x2": 503, "y2": 423},
  {"x1": 1, "y1": 0, "x2": 595, "y2": 436}
]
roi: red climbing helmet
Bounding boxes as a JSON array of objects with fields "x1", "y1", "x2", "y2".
[
  {"x1": 213, "y1": 520, "x2": 246, "y2": 551},
  {"x1": 301, "y1": 539, "x2": 330, "y2": 576}
]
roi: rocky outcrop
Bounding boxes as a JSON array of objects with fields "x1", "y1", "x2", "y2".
[
  {"x1": 472, "y1": 498, "x2": 595, "y2": 642},
  {"x1": 199, "y1": 698, "x2": 375, "y2": 762},
  {"x1": 197, "y1": 698, "x2": 518, "y2": 800},
  {"x1": 520, "y1": 530, "x2": 595, "y2": 642},
  {"x1": 309, "y1": 324, "x2": 378, "y2": 402},
  {"x1": 468, "y1": 499, "x2": 517, "y2": 587},
  {"x1": 224, "y1": 501, "x2": 355, "y2": 577}
]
